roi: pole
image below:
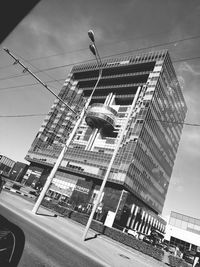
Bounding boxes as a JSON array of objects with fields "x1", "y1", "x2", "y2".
[
  {"x1": 82, "y1": 86, "x2": 141, "y2": 241},
  {"x1": 3, "y1": 48, "x2": 76, "y2": 114},
  {"x1": 115, "y1": 189, "x2": 125, "y2": 216},
  {"x1": 3, "y1": 46, "x2": 102, "y2": 214},
  {"x1": 32, "y1": 63, "x2": 102, "y2": 214}
]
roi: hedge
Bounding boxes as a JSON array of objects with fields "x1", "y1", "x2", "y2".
[
  {"x1": 41, "y1": 200, "x2": 164, "y2": 262},
  {"x1": 168, "y1": 255, "x2": 191, "y2": 267}
]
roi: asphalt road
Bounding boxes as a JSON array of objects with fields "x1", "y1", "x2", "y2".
[{"x1": 0, "y1": 205, "x2": 104, "y2": 267}]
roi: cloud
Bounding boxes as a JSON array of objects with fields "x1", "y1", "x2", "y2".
[
  {"x1": 180, "y1": 128, "x2": 200, "y2": 157},
  {"x1": 178, "y1": 62, "x2": 200, "y2": 76},
  {"x1": 170, "y1": 176, "x2": 184, "y2": 193}
]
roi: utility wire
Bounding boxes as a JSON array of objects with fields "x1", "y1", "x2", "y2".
[
  {"x1": 0, "y1": 78, "x2": 65, "y2": 91},
  {"x1": 1, "y1": 33, "x2": 200, "y2": 82},
  {"x1": 0, "y1": 52, "x2": 200, "y2": 87},
  {"x1": 0, "y1": 53, "x2": 200, "y2": 92},
  {"x1": 154, "y1": 119, "x2": 200, "y2": 127},
  {"x1": 3, "y1": 48, "x2": 76, "y2": 114},
  {"x1": 0, "y1": 29, "x2": 172, "y2": 68},
  {"x1": 0, "y1": 113, "x2": 47, "y2": 118},
  {"x1": 15, "y1": 53, "x2": 64, "y2": 87},
  {"x1": 0, "y1": 113, "x2": 200, "y2": 127}
]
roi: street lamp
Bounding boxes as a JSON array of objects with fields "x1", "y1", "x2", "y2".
[
  {"x1": 82, "y1": 31, "x2": 142, "y2": 240},
  {"x1": 32, "y1": 30, "x2": 103, "y2": 214},
  {"x1": 3, "y1": 34, "x2": 103, "y2": 215}
]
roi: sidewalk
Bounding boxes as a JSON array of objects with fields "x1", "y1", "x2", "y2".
[{"x1": 1, "y1": 191, "x2": 167, "y2": 267}]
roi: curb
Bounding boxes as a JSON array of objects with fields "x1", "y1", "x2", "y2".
[{"x1": 3, "y1": 186, "x2": 34, "y2": 198}]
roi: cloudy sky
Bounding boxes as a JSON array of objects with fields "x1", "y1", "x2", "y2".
[{"x1": 0, "y1": 0, "x2": 200, "y2": 221}]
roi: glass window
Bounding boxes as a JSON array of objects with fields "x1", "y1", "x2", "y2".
[
  {"x1": 195, "y1": 219, "x2": 200, "y2": 226},
  {"x1": 181, "y1": 221, "x2": 187, "y2": 230},
  {"x1": 189, "y1": 217, "x2": 195, "y2": 224},
  {"x1": 187, "y1": 222, "x2": 194, "y2": 230},
  {"x1": 169, "y1": 217, "x2": 176, "y2": 226},
  {"x1": 176, "y1": 213, "x2": 183, "y2": 220},
  {"x1": 194, "y1": 224, "x2": 200, "y2": 232},
  {"x1": 175, "y1": 219, "x2": 182, "y2": 228},
  {"x1": 171, "y1": 211, "x2": 177, "y2": 218},
  {"x1": 182, "y1": 215, "x2": 189, "y2": 222}
]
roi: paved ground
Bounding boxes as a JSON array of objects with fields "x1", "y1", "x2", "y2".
[
  {"x1": 0, "y1": 190, "x2": 168, "y2": 267},
  {"x1": 1, "y1": 205, "x2": 104, "y2": 267}
]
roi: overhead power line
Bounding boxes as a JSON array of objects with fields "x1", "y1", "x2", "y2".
[
  {"x1": 0, "y1": 53, "x2": 200, "y2": 93},
  {"x1": 0, "y1": 113, "x2": 200, "y2": 127},
  {"x1": 0, "y1": 78, "x2": 65, "y2": 91},
  {"x1": 0, "y1": 113, "x2": 47, "y2": 118},
  {"x1": 0, "y1": 33, "x2": 200, "y2": 83},
  {"x1": 3, "y1": 48, "x2": 76, "y2": 115},
  {"x1": 15, "y1": 53, "x2": 64, "y2": 87},
  {"x1": 154, "y1": 119, "x2": 200, "y2": 127},
  {"x1": 0, "y1": 29, "x2": 172, "y2": 67}
]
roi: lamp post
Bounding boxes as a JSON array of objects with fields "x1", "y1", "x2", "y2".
[
  {"x1": 82, "y1": 49, "x2": 142, "y2": 241},
  {"x1": 32, "y1": 30, "x2": 102, "y2": 214},
  {"x1": 3, "y1": 34, "x2": 102, "y2": 215}
]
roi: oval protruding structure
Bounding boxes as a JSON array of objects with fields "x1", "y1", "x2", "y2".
[{"x1": 85, "y1": 103, "x2": 117, "y2": 131}]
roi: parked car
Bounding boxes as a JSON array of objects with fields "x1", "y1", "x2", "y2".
[
  {"x1": 44, "y1": 196, "x2": 53, "y2": 202},
  {"x1": 137, "y1": 233, "x2": 145, "y2": 241},
  {"x1": 167, "y1": 244, "x2": 177, "y2": 254},
  {"x1": 143, "y1": 235, "x2": 153, "y2": 244},
  {"x1": 127, "y1": 229, "x2": 139, "y2": 238},
  {"x1": 183, "y1": 250, "x2": 195, "y2": 264}
]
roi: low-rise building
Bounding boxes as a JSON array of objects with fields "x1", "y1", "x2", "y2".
[
  {"x1": 165, "y1": 211, "x2": 200, "y2": 252},
  {"x1": 0, "y1": 155, "x2": 15, "y2": 178},
  {"x1": 9, "y1": 162, "x2": 29, "y2": 182}
]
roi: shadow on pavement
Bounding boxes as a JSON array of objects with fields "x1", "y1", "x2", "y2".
[{"x1": 85, "y1": 233, "x2": 101, "y2": 241}]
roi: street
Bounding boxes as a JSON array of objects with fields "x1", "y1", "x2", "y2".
[
  {"x1": 0, "y1": 205, "x2": 104, "y2": 267},
  {"x1": 0, "y1": 191, "x2": 166, "y2": 267}
]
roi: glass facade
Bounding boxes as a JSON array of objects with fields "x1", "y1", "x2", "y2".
[
  {"x1": 169, "y1": 212, "x2": 200, "y2": 235},
  {"x1": 25, "y1": 50, "x2": 187, "y2": 218}
]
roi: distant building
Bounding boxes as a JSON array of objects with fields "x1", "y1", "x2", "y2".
[
  {"x1": 21, "y1": 165, "x2": 44, "y2": 186},
  {"x1": 25, "y1": 50, "x2": 187, "y2": 234},
  {"x1": 9, "y1": 162, "x2": 29, "y2": 183},
  {"x1": 165, "y1": 211, "x2": 200, "y2": 251},
  {"x1": 0, "y1": 155, "x2": 15, "y2": 177}
]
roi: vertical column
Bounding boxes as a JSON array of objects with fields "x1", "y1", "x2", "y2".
[
  {"x1": 126, "y1": 204, "x2": 135, "y2": 228},
  {"x1": 105, "y1": 93, "x2": 113, "y2": 105},
  {"x1": 85, "y1": 128, "x2": 98, "y2": 150},
  {"x1": 148, "y1": 217, "x2": 154, "y2": 235},
  {"x1": 137, "y1": 211, "x2": 144, "y2": 232},
  {"x1": 147, "y1": 215, "x2": 152, "y2": 235},
  {"x1": 131, "y1": 206, "x2": 139, "y2": 230},
  {"x1": 152, "y1": 218, "x2": 157, "y2": 231},
  {"x1": 140, "y1": 211, "x2": 148, "y2": 233},
  {"x1": 141, "y1": 212, "x2": 148, "y2": 233},
  {"x1": 143, "y1": 214, "x2": 149, "y2": 234}
]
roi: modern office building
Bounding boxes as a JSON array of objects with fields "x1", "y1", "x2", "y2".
[
  {"x1": 25, "y1": 50, "x2": 187, "y2": 233},
  {"x1": 165, "y1": 211, "x2": 200, "y2": 251}
]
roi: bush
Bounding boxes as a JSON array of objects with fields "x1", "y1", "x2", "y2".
[
  {"x1": 41, "y1": 201, "x2": 164, "y2": 261},
  {"x1": 103, "y1": 227, "x2": 164, "y2": 261},
  {"x1": 12, "y1": 184, "x2": 22, "y2": 190},
  {"x1": 168, "y1": 255, "x2": 190, "y2": 267}
]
